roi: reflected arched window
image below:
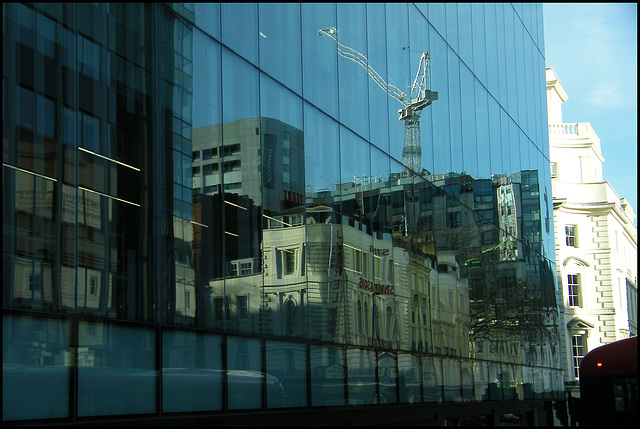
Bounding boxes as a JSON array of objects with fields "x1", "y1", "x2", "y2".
[
  {"x1": 284, "y1": 298, "x2": 296, "y2": 336},
  {"x1": 386, "y1": 306, "x2": 393, "y2": 339},
  {"x1": 357, "y1": 299, "x2": 362, "y2": 334}
]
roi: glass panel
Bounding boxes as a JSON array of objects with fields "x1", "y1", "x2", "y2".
[
  {"x1": 429, "y1": 29, "x2": 451, "y2": 176},
  {"x1": 227, "y1": 337, "x2": 262, "y2": 410},
  {"x1": 447, "y1": 50, "x2": 463, "y2": 175},
  {"x1": 484, "y1": 4, "x2": 499, "y2": 100},
  {"x1": 509, "y1": 118, "x2": 520, "y2": 175},
  {"x1": 77, "y1": 322, "x2": 156, "y2": 417},
  {"x1": 378, "y1": 351, "x2": 397, "y2": 404},
  {"x1": 522, "y1": 365, "x2": 534, "y2": 399},
  {"x1": 442, "y1": 358, "x2": 461, "y2": 402},
  {"x1": 504, "y1": 5, "x2": 517, "y2": 118},
  {"x1": 488, "y1": 97, "x2": 503, "y2": 175},
  {"x1": 347, "y1": 348, "x2": 377, "y2": 405},
  {"x1": 471, "y1": 4, "x2": 487, "y2": 86},
  {"x1": 495, "y1": 4, "x2": 508, "y2": 108},
  {"x1": 221, "y1": 3, "x2": 258, "y2": 65},
  {"x1": 194, "y1": 3, "x2": 220, "y2": 41},
  {"x1": 473, "y1": 360, "x2": 489, "y2": 401},
  {"x1": 162, "y1": 331, "x2": 223, "y2": 413},
  {"x1": 191, "y1": 29, "x2": 222, "y2": 329},
  {"x1": 266, "y1": 341, "x2": 307, "y2": 408},
  {"x1": 340, "y1": 127, "x2": 374, "y2": 347},
  {"x1": 475, "y1": 80, "x2": 491, "y2": 179},
  {"x1": 422, "y1": 355, "x2": 443, "y2": 403},
  {"x1": 457, "y1": 4, "x2": 472, "y2": 67},
  {"x1": 514, "y1": 365, "x2": 525, "y2": 400},
  {"x1": 533, "y1": 368, "x2": 545, "y2": 399},
  {"x1": 460, "y1": 66, "x2": 477, "y2": 178},
  {"x1": 260, "y1": 77, "x2": 305, "y2": 338},
  {"x1": 425, "y1": 4, "x2": 446, "y2": 38},
  {"x1": 310, "y1": 345, "x2": 346, "y2": 406},
  {"x1": 398, "y1": 353, "x2": 421, "y2": 404},
  {"x1": 461, "y1": 360, "x2": 474, "y2": 401},
  {"x1": 3, "y1": 315, "x2": 71, "y2": 421},
  {"x1": 336, "y1": 3, "x2": 369, "y2": 140},
  {"x1": 301, "y1": 3, "x2": 338, "y2": 119},
  {"x1": 409, "y1": 8, "x2": 434, "y2": 174},
  {"x1": 385, "y1": 3, "x2": 410, "y2": 164},
  {"x1": 3, "y1": 168, "x2": 59, "y2": 312},
  {"x1": 488, "y1": 362, "x2": 502, "y2": 400},
  {"x1": 367, "y1": 3, "x2": 390, "y2": 153},
  {"x1": 77, "y1": 191, "x2": 147, "y2": 320},
  {"x1": 502, "y1": 363, "x2": 516, "y2": 400},
  {"x1": 515, "y1": 15, "x2": 527, "y2": 129},
  {"x1": 445, "y1": 3, "x2": 459, "y2": 55},
  {"x1": 303, "y1": 103, "x2": 342, "y2": 343},
  {"x1": 219, "y1": 47, "x2": 261, "y2": 334},
  {"x1": 259, "y1": 3, "x2": 302, "y2": 95}
]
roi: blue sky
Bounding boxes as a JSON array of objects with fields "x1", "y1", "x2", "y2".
[{"x1": 543, "y1": 3, "x2": 638, "y2": 222}]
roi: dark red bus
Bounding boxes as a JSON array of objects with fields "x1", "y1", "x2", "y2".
[{"x1": 579, "y1": 336, "x2": 637, "y2": 426}]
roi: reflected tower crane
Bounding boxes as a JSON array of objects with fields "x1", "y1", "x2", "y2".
[{"x1": 319, "y1": 27, "x2": 438, "y2": 173}]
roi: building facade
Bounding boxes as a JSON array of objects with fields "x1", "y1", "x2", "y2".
[
  {"x1": 546, "y1": 67, "x2": 638, "y2": 398},
  {"x1": 3, "y1": 3, "x2": 563, "y2": 425}
]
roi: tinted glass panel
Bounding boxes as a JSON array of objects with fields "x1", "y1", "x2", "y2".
[
  {"x1": 3, "y1": 315, "x2": 71, "y2": 420},
  {"x1": 77, "y1": 323, "x2": 156, "y2": 417},
  {"x1": 162, "y1": 331, "x2": 223, "y2": 412},
  {"x1": 310, "y1": 346, "x2": 346, "y2": 406}
]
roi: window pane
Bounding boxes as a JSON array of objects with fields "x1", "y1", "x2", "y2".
[
  {"x1": 385, "y1": 3, "x2": 410, "y2": 163},
  {"x1": 227, "y1": 337, "x2": 262, "y2": 410},
  {"x1": 266, "y1": 341, "x2": 307, "y2": 408},
  {"x1": 336, "y1": 3, "x2": 369, "y2": 140},
  {"x1": 310, "y1": 346, "x2": 346, "y2": 406},
  {"x1": 462, "y1": 360, "x2": 474, "y2": 401},
  {"x1": 347, "y1": 348, "x2": 377, "y2": 405},
  {"x1": 3, "y1": 315, "x2": 71, "y2": 421},
  {"x1": 259, "y1": 3, "x2": 302, "y2": 94},
  {"x1": 194, "y1": 3, "x2": 220, "y2": 40},
  {"x1": 378, "y1": 351, "x2": 398, "y2": 404},
  {"x1": 398, "y1": 354, "x2": 421, "y2": 403},
  {"x1": 442, "y1": 358, "x2": 461, "y2": 402},
  {"x1": 473, "y1": 360, "x2": 489, "y2": 401},
  {"x1": 367, "y1": 3, "x2": 390, "y2": 154},
  {"x1": 162, "y1": 331, "x2": 223, "y2": 412},
  {"x1": 422, "y1": 356, "x2": 443, "y2": 403},
  {"x1": 77, "y1": 323, "x2": 156, "y2": 417},
  {"x1": 221, "y1": 3, "x2": 258, "y2": 65},
  {"x1": 302, "y1": 3, "x2": 338, "y2": 118}
]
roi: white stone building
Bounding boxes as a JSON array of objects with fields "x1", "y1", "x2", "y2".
[{"x1": 546, "y1": 67, "x2": 638, "y2": 397}]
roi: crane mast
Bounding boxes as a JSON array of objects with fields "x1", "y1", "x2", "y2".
[{"x1": 319, "y1": 27, "x2": 437, "y2": 173}]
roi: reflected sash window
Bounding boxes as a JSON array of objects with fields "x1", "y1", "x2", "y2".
[
  {"x1": 571, "y1": 335, "x2": 585, "y2": 379},
  {"x1": 565, "y1": 225, "x2": 577, "y2": 247},
  {"x1": 567, "y1": 274, "x2": 581, "y2": 307}
]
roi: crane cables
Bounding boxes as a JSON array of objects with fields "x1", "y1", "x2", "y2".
[{"x1": 318, "y1": 27, "x2": 410, "y2": 108}]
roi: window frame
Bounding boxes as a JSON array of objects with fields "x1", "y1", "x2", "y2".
[
  {"x1": 567, "y1": 273, "x2": 581, "y2": 307},
  {"x1": 571, "y1": 334, "x2": 586, "y2": 379},
  {"x1": 565, "y1": 224, "x2": 577, "y2": 247}
]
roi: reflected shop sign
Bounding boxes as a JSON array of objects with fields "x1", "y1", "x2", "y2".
[
  {"x1": 357, "y1": 244, "x2": 395, "y2": 296},
  {"x1": 366, "y1": 337, "x2": 401, "y2": 349},
  {"x1": 263, "y1": 134, "x2": 276, "y2": 189},
  {"x1": 358, "y1": 278, "x2": 395, "y2": 296}
]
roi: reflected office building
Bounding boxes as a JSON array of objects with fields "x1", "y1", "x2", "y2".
[{"x1": 3, "y1": 3, "x2": 564, "y2": 426}]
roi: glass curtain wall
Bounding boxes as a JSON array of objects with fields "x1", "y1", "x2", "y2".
[{"x1": 3, "y1": 3, "x2": 562, "y2": 422}]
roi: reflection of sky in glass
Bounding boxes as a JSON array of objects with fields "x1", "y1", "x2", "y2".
[{"x1": 192, "y1": 29, "x2": 221, "y2": 129}]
